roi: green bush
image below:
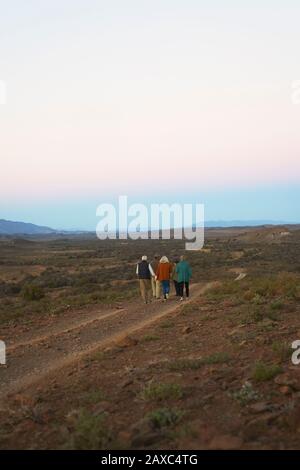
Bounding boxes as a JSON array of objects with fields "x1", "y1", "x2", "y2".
[
  {"x1": 141, "y1": 383, "x2": 183, "y2": 402},
  {"x1": 252, "y1": 361, "x2": 282, "y2": 382},
  {"x1": 272, "y1": 341, "x2": 292, "y2": 362},
  {"x1": 201, "y1": 351, "x2": 231, "y2": 365},
  {"x1": 146, "y1": 408, "x2": 183, "y2": 429},
  {"x1": 22, "y1": 284, "x2": 44, "y2": 301},
  {"x1": 63, "y1": 410, "x2": 111, "y2": 450},
  {"x1": 270, "y1": 300, "x2": 284, "y2": 311},
  {"x1": 142, "y1": 334, "x2": 160, "y2": 342}
]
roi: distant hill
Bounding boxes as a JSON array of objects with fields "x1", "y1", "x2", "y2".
[
  {"x1": 204, "y1": 220, "x2": 295, "y2": 228},
  {"x1": 236, "y1": 225, "x2": 293, "y2": 243},
  {"x1": 0, "y1": 219, "x2": 56, "y2": 235},
  {"x1": 1, "y1": 218, "x2": 299, "y2": 236}
]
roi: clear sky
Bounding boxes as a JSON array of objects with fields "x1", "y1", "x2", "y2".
[{"x1": 1, "y1": 1, "x2": 299, "y2": 229}]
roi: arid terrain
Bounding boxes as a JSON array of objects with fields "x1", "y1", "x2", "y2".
[{"x1": 0, "y1": 225, "x2": 300, "y2": 449}]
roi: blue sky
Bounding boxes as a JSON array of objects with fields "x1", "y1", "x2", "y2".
[{"x1": 1, "y1": 183, "x2": 299, "y2": 230}]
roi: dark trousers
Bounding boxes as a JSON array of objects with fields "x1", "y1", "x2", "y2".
[
  {"x1": 173, "y1": 280, "x2": 180, "y2": 296},
  {"x1": 178, "y1": 281, "x2": 189, "y2": 298}
]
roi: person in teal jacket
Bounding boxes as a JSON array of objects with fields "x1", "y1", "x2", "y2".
[{"x1": 176, "y1": 255, "x2": 192, "y2": 300}]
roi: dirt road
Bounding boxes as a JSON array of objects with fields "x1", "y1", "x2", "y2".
[{"x1": 0, "y1": 283, "x2": 214, "y2": 398}]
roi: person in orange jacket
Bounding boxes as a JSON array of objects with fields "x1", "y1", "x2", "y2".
[{"x1": 155, "y1": 256, "x2": 173, "y2": 300}]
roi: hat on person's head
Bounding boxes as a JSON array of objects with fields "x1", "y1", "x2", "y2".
[{"x1": 142, "y1": 255, "x2": 148, "y2": 261}]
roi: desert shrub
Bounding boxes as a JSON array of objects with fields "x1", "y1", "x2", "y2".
[
  {"x1": 0, "y1": 281, "x2": 21, "y2": 297},
  {"x1": 73, "y1": 273, "x2": 100, "y2": 287},
  {"x1": 180, "y1": 302, "x2": 200, "y2": 315},
  {"x1": 63, "y1": 410, "x2": 111, "y2": 450},
  {"x1": 205, "y1": 281, "x2": 241, "y2": 301},
  {"x1": 270, "y1": 300, "x2": 284, "y2": 311},
  {"x1": 146, "y1": 408, "x2": 183, "y2": 429},
  {"x1": 266, "y1": 310, "x2": 280, "y2": 321},
  {"x1": 272, "y1": 341, "x2": 292, "y2": 363},
  {"x1": 254, "y1": 274, "x2": 299, "y2": 300},
  {"x1": 252, "y1": 294, "x2": 266, "y2": 305},
  {"x1": 249, "y1": 306, "x2": 264, "y2": 323},
  {"x1": 207, "y1": 274, "x2": 300, "y2": 305},
  {"x1": 142, "y1": 334, "x2": 160, "y2": 342},
  {"x1": 83, "y1": 389, "x2": 104, "y2": 405},
  {"x1": 39, "y1": 270, "x2": 72, "y2": 288},
  {"x1": 22, "y1": 284, "x2": 45, "y2": 301},
  {"x1": 254, "y1": 279, "x2": 278, "y2": 297},
  {"x1": 232, "y1": 381, "x2": 260, "y2": 406},
  {"x1": 252, "y1": 361, "x2": 282, "y2": 382},
  {"x1": 200, "y1": 351, "x2": 231, "y2": 365},
  {"x1": 141, "y1": 383, "x2": 183, "y2": 402}
]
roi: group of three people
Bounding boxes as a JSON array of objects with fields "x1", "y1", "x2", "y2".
[{"x1": 136, "y1": 254, "x2": 192, "y2": 303}]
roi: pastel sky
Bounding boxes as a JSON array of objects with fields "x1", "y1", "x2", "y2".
[{"x1": 1, "y1": 0, "x2": 300, "y2": 229}]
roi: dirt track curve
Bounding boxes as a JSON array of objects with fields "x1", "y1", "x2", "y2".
[{"x1": 0, "y1": 282, "x2": 215, "y2": 398}]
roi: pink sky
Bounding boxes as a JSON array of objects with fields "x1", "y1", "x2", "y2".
[{"x1": 1, "y1": 1, "x2": 300, "y2": 203}]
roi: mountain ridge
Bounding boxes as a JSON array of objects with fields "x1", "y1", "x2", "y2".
[
  {"x1": 0, "y1": 218, "x2": 299, "y2": 235},
  {"x1": 0, "y1": 219, "x2": 56, "y2": 235}
]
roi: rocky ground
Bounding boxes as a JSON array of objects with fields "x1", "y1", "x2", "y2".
[
  {"x1": 0, "y1": 228, "x2": 299, "y2": 449},
  {"x1": 0, "y1": 273, "x2": 300, "y2": 449}
]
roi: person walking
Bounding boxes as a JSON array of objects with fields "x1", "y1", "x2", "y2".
[
  {"x1": 155, "y1": 256, "x2": 173, "y2": 301},
  {"x1": 176, "y1": 255, "x2": 192, "y2": 301},
  {"x1": 136, "y1": 255, "x2": 155, "y2": 304},
  {"x1": 171, "y1": 258, "x2": 180, "y2": 297},
  {"x1": 151, "y1": 254, "x2": 161, "y2": 299}
]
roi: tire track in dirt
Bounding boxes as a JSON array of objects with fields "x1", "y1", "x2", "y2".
[
  {"x1": 0, "y1": 282, "x2": 216, "y2": 398},
  {"x1": 7, "y1": 308, "x2": 126, "y2": 352}
]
